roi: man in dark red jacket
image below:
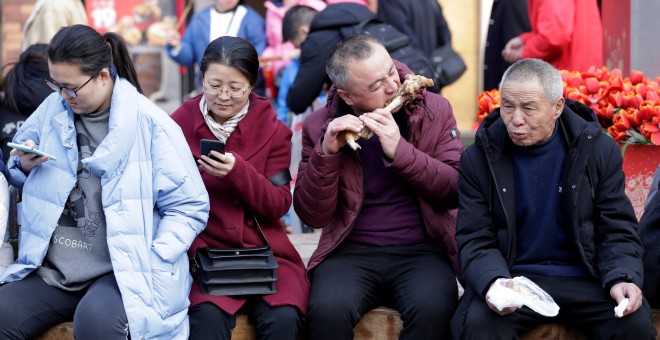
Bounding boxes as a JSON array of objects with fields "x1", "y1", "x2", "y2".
[
  {"x1": 452, "y1": 58, "x2": 655, "y2": 339},
  {"x1": 293, "y1": 34, "x2": 463, "y2": 339}
]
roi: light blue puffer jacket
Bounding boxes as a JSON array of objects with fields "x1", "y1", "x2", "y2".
[{"x1": 0, "y1": 78, "x2": 210, "y2": 339}]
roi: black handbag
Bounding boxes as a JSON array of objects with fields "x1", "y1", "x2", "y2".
[
  {"x1": 430, "y1": 44, "x2": 467, "y2": 87},
  {"x1": 195, "y1": 216, "x2": 279, "y2": 296}
]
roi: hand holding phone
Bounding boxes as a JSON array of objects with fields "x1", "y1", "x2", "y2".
[
  {"x1": 7, "y1": 142, "x2": 58, "y2": 161},
  {"x1": 200, "y1": 139, "x2": 225, "y2": 162}
]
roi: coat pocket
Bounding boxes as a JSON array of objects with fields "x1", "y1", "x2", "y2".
[{"x1": 150, "y1": 251, "x2": 192, "y2": 319}]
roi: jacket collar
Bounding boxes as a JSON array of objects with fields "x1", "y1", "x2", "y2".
[
  {"x1": 48, "y1": 79, "x2": 138, "y2": 180},
  {"x1": 85, "y1": 78, "x2": 139, "y2": 179}
]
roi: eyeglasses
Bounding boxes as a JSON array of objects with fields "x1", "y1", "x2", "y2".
[
  {"x1": 202, "y1": 81, "x2": 250, "y2": 98},
  {"x1": 45, "y1": 74, "x2": 97, "y2": 98}
]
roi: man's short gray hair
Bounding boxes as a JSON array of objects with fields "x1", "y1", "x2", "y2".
[
  {"x1": 326, "y1": 34, "x2": 384, "y2": 90},
  {"x1": 501, "y1": 58, "x2": 564, "y2": 103}
]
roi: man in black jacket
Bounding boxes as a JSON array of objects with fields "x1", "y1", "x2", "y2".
[{"x1": 451, "y1": 58, "x2": 656, "y2": 339}]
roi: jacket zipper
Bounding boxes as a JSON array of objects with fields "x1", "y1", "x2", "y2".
[{"x1": 484, "y1": 149, "x2": 515, "y2": 265}]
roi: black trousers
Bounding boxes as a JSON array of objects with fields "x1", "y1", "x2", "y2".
[
  {"x1": 306, "y1": 243, "x2": 458, "y2": 340},
  {"x1": 189, "y1": 299, "x2": 302, "y2": 340},
  {"x1": 0, "y1": 272, "x2": 128, "y2": 339},
  {"x1": 451, "y1": 274, "x2": 657, "y2": 340}
]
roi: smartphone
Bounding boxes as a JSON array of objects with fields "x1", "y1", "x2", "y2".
[
  {"x1": 7, "y1": 142, "x2": 58, "y2": 161},
  {"x1": 200, "y1": 139, "x2": 225, "y2": 162}
]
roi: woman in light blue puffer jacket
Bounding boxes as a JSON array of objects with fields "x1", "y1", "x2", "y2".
[{"x1": 0, "y1": 25, "x2": 209, "y2": 339}]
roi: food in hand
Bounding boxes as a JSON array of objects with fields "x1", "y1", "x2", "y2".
[{"x1": 340, "y1": 74, "x2": 435, "y2": 150}]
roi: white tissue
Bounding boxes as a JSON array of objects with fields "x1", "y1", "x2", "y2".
[
  {"x1": 614, "y1": 298, "x2": 629, "y2": 317},
  {"x1": 486, "y1": 276, "x2": 560, "y2": 317}
]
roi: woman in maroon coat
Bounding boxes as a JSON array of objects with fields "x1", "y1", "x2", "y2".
[{"x1": 171, "y1": 36, "x2": 308, "y2": 340}]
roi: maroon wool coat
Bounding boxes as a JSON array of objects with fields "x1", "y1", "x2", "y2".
[
  {"x1": 171, "y1": 93, "x2": 309, "y2": 315},
  {"x1": 293, "y1": 61, "x2": 464, "y2": 278}
]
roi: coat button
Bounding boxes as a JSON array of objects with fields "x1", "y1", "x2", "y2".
[
  {"x1": 571, "y1": 185, "x2": 576, "y2": 189},
  {"x1": 502, "y1": 188, "x2": 507, "y2": 192}
]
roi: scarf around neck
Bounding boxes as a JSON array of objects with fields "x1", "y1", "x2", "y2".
[{"x1": 200, "y1": 96, "x2": 250, "y2": 143}]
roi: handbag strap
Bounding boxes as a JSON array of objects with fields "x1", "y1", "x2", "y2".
[
  {"x1": 251, "y1": 169, "x2": 292, "y2": 247},
  {"x1": 251, "y1": 215, "x2": 271, "y2": 247}
]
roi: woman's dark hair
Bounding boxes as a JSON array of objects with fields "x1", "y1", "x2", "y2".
[
  {"x1": 48, "y1": 24, "x2": 143, "y2": 93},
  {"x1": 2, "y1": 43, "x2": 52, "y2": 115},
  {"x1": 200, "y1": 36, "x2": 259, "y2": 86}
]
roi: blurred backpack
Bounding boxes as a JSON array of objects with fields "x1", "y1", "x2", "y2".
[{"x1": 340, "y1": 18, "x2": 465, "y2": 92}]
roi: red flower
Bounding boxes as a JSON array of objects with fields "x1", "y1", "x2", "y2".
[
  {"x1": 608, "y1": 126, "x2": 628, "y2": 142},
  {"x1": 609, "y1": 91, "x2": 624, "y2": 107},
  {"x1": 646, "y1": 90, "x2": 660, "y2": 102},
  {"x1": 567, "y1": 72, "x2": 583, "y2": 88},
  {"x1": 629, "y1": 70, "x2": 644, "y2": 85},
  {"x1": 643, "y1": 116, "x2": 660, "y2": 145}
]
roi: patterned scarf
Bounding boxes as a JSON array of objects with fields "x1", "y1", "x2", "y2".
[{"x1": 200, "y1": 96, "x2": 249, "y2": 143}]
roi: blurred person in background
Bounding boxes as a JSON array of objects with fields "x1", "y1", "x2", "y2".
[
  {"x1": 0, "y1": 44, "x2": 52, "y2": 164},
  {"x1": 285, "y1": 2, "x2": 375, "y2": 114},
  {"x1": 166, "y1": 0, "x2": 266, "y2": 71},
  {"x1": 483, "y1": 0, "x2": 530, "y2": 91},
  {"x1": 260, "y1": 0, "x2": 326, "y2": 102},
  {"x1": 22, "y1": 0, "x2": 88, "y2": 51},
  {"x1": 0, "y1": 44, "x2": 52, "y2": 277},
  {"x1": 376, "y1": 0, "x2": 451, "y2": 59},
  {"x1": 501, "y1": 0, "x2": 603, "y2": 71}
]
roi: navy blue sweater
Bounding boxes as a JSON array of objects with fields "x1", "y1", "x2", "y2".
[{"x1": 510, "y1": 127, "x2": 589, "y2": 277}]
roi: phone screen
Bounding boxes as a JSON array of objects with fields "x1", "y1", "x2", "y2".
[{"x1": 200, "y1": 139, "x2": 225, "y2": 162}]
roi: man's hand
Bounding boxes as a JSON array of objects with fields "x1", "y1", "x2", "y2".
[
  {"x1": 360, "y1": 108, "x2": 401, "y2": 159},
  {"x1": 486, "y1": 298, "x2": 518, "y2": 316},
  {"x1": 322, "y1": 115, "x2": 364, "y2": 155},
  {"x1": 502, "y1": 36, "x2": 524, "y2": 63},
  {"x1": 485, "y1": 280, "x2": 519, "y2": 316},
  {"x1": 9, "y1": 140, "x2": 48, "y2": 174},
  {"x1": 198, "y1": 152, "x2": 236, "y2": 178},
  {"x1": 610, "y1": 282, "x2": 644, "y2": 317}
]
